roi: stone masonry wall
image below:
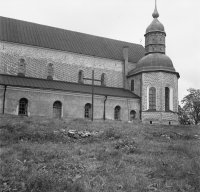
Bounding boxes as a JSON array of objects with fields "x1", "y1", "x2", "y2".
[
  {"x1": 0, "y1": 42, "x2": 125, "y2": 88},
  {"x1": 0, "y1": 86, "x2": 141, "y2": 121}
]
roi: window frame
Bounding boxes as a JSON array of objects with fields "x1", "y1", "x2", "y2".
[
  {"x1": 114, "y1": 106, "x2": 121, "y2": 120},
  {"x1": 78, "y1": 70, "x2": 84, "y2": 84},
  {"x1": 165, "y1": 87, "x2": 170, "y2": 111},
  {"x1": 149, "y1": 87, "x2": 156, "y2": 110},
  {"x1": 85, "y1": 103, "x2": 92, "y2": 118},
  {"x1": 131, "y1": 79, "x2": 134, "y2": 91},
  {"x1": 18, "y1": 98, "x2": 28, "y2": 116}
]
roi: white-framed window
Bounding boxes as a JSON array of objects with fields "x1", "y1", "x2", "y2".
[{"x1": 147, "y1": 87, "x2": 156, "y2": 110}]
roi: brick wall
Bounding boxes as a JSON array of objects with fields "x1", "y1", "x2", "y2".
[
  {"x1": 141, "y1": 72, "x2": 178, "y2": 123},
  {"x1": 128, "y1": 74, "x2": 142, "y2": 97},
  {"x1": 0, "y1": 86, "x2": 141, "y2": 121},
  {"x1": 0, "y1": 42, "x2": 125, "y2": 88}
]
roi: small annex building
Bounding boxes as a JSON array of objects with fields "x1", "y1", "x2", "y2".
[{"x1": 0, "y1": 2, "x2": 180, "y2": 124}]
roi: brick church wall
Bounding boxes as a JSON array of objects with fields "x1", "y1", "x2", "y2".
[
  {"x1": 0, "y1": 42, "x2": 124, "y2": 88},
  {"x1": 0, "y1": 86, "x2": 141, "y2": 121},
  {"x1": 141, "y1": 72, "x2": 178, "y2": 124}
]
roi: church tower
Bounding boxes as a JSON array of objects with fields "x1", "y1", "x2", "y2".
[{"x1": 128, "y1": 0, "x2": 180, "y2": 125}]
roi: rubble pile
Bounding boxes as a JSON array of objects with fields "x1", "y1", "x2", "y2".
[{"x1": 60, "y1": 129, "x2": 102, "y2": 139}]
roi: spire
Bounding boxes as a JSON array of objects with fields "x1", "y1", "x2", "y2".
[{"x1": 152, "y1": 0, "x2": 159, "y2": 18}]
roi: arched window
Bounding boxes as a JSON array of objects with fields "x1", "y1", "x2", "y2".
[
  {"x1": 18, "y1": 59, "x2": 26, "y2": 76},
  {"x1": 47, "y1": 63, "x2": 54, "y2": 80},
  {"x1": 101, "y1": 73, "x2": 106, "y2": 86},
  {"x1": 85, "y1": 103, "x2": 92, "y2": 118},
  {"x1": 165, "y1": 87, "x2": 170, "y2": 111},
  {"x1": 78, "y1": 70, "x2": 84, "y2": 84},
  {"x1": 149, "y1": 87, "x2": 156, "y2": 110},
  {"x1": 114, "y1": 106, "x2": 121, "y2": 120},
  {"x1": 19, "y1": 98, "x2": 28, "y2": 115},
  {"x1": 130, "y1": 110, "x2": 136, "y2": 121},
  {"x1": 131, "y1": 79, "x2": 134, "y2": 91},
  {"x1": 53, "y1": 101, "x2": 62, "y2": 118}
]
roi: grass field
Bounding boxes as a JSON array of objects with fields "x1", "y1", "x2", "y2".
[{"x1": 0, "y1": 114, "x2": 200, "y2": 192}]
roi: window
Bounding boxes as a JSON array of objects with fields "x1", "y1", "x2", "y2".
[
  {"x1": 78, "y1": 70, "x2": 84, "y2": 84},
  {"x1": 18, "y1": 59, "x2": 26, "y2": 76},
  {"x1": 85, "y1": 103, "x2": 92, "y2": 118},
  {"x1": 19, "y1": 98, "x2": 28, "y2": 115},
  {"x1": 149, "y1": 87, "x2": 156, "y2": 110},
  {"x1": 114, "y1": 106, "x2": 121, "y2": 120},
  {"x1": 53, "y1": 101, "x2": 62, "y2": 118},
  {"x1": 101, "y1": 73, "x2": 106, "y2": 86},
  {"x1": 165, "y1": 87, "x2": 170, "y2": 111},
  {"x1": 131, "y1": 79, "x2": 134, "y2": 91},
  {"x1": 130, "y1": 110, "x2": 136, "y2": 121},
  {"x1": 47, "y1": 63, "x2": 54, "y2": 80}
]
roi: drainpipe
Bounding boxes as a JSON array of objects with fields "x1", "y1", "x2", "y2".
[
  {"x1": 103, "y1": 95, "x2": 107, "y2": 121},
  {"x1": 3, "y1": 85, "x2": 7, "y2": 114},
  {"x1": 140, "y1": 76, "x2": 142, "y2": 121}
]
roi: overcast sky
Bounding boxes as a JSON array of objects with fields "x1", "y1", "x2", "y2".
[{"x1": 0, "y1": 0, "x2": 199, "y2": 102}]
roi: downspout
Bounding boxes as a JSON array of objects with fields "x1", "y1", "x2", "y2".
[
  {"x1": 140, "y1": 76, "x2": 142, "y2": 121},
  {"x1": 103, "y1": 95, "x2": 107, "y2": 120},
  {"x1": 3, "y1": 85, "x2": 7, "y2": 114}
]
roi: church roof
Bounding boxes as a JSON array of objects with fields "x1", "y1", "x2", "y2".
[
  {"x1": 0, "y1": 74, "x2": 140, "y2": 99},
  {"x1": 0, "y1": 16, "x2": 145, "y2": 63}
]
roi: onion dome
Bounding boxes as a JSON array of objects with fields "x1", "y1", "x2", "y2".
[
  {"x1": 146, "y1": 19, "x2": 165, "y2": 34},
  {"x1": 146, "y1": 0, "x2": 165, "y2": 34},
  {"x1": 128, "y1": 1, "x2": 180, "y2": 78}
]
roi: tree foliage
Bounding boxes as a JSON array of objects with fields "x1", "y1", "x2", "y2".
[{"x1": 179, "y1": 88, "x2": 200, "y2": 125}]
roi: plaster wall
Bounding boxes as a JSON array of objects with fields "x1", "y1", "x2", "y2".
[{"x1": 0, "y1": 86, "x2": 141, "y2": 121}]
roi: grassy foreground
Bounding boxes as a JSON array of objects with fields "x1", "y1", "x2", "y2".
[{"x1": 0, "y1": 115, "x2": 200, "y2": 192}]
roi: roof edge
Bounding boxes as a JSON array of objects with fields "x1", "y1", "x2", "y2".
[
  {"x1": 127, "y1": 69, "x2": 180, "y2": 78},
  {"x1": 0, "y1": 74, "x2": 141, "y2": 98}
]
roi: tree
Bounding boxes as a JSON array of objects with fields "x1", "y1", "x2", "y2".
[
  {"x1": 178, "y1": 105, "x2": 191, "y2": 125},
  {"x1": 181, "y1": 88, "x2": 200, "y2": 125}
]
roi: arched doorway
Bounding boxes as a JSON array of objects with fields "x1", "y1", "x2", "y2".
[
  {"x1": 19, "y1": 98, "x2": 28, "y2": 115},
  {"x1": 53, "y1": 101, "x2": 62, "y2": 118},
  {"x1": 85, "y1": 103, "x2": 92, "y2": 119},
  {"x1": 130, "y1": 110, "x2": 136, "y2": 121},
  {"x1": 114, "y1": 106, "x2": 121, "y2": 120}
]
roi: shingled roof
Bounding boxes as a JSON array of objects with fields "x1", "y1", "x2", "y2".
[
  {"x1": 0, "y1": 16, "x2": 145, "y2": 63},
  {"x1": 0, "y1": 74, "x2": 140, "y2": 99}
]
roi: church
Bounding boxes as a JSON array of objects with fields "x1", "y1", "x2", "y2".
[{"x1": 0, "y1": 2, "x2": 180, "y2": 124}]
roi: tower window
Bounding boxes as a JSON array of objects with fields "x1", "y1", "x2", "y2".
[
  {"x1": 101, "y1": 73, "x2": 106, "y2": 86},
  {"x1": 47, "y1": 63, "x2": 54, "y2": 80},
  {"x1": 131, "y1": 79, "x2": 134, "y2": 91},
  {"x1": 165, "y1": 87, "x2": 170, "y2": 111},
  {"x1": 85, "y1": 103, "x2": 92, "y2": 118},
  {"x1": 18, "y1": 59, "x2": 26, "y2": 76},
  {"x1": 114, "y1": 106, "x2": 121, "y2": 120},
  {"x1": 19, "y1": 98, "x2": 28, "y2": 115},
  {"x1": 149, "y1": 87, "x2": 156, "y2": 110},
  {"x1": 78, "y1": 70, "x2": 84, "y2": 84}
]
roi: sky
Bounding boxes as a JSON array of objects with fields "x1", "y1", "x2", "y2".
[{"x1": 0, "y1": 0, "x2": 200, "y2": 102}]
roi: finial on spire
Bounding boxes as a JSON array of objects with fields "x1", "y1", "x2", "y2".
[{"x1": 152, "y1": 0, "x2": 159, "y2": 18}]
